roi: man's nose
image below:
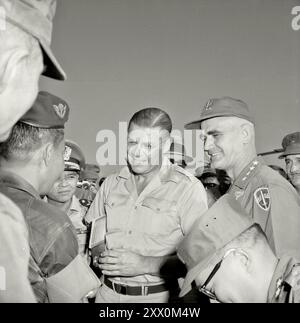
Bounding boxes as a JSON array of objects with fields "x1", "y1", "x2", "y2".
[
  {"x1": 291, "y1": 161, "x2": 300, "y2": 173},
  {"x1": 204, "y1": 136, "x2": 214, "y2": 152}
]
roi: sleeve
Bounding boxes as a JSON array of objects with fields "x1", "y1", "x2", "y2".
[
  {"x1": 40, "y1": 224, "x2": 79, "y2": 276},
  {"x1": 0, "y1": 195, "x2": 36, "y2": 302},
  {"x1": 177, "y1": 180, "x2": 208, "y2": 235},
  {"x1": 263, "y1": 184, "x2": 300, "y2": 257},
  {"x1": 84, "y1": 177, "x2": 110, "y2": 224}
]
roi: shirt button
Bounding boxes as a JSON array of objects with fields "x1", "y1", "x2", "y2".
[
  {"x1": 128, "y1": 230, "x2": 132, "y2": 234},
  {"x1": 157, "y1": 208, "x2": 160, "y2": 211}
]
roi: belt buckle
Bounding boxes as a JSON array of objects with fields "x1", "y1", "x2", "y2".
[{"x1": 141, "y1": 285, "x2": 149, "y2": 296}]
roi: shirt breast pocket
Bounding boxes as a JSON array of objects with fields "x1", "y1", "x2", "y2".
[
  {"x1": 104, "y1": 197, "x2": 128, "y2": 230},
  {"x1": 139, "y1": 197, "x2": 178, "y2": 236}
]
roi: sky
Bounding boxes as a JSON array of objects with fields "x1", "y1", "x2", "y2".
[{"x1": 40, "y1": 0, "x2": 300, "y2": 177}]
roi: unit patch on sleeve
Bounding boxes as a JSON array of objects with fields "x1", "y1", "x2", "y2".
[{"x1": 254, "y1": 187, "x2": 270, "y2": 211}]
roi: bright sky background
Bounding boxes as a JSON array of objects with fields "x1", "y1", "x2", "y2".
[{"x1": 40, "y1": 0, "x2": 300, "y2": 177}]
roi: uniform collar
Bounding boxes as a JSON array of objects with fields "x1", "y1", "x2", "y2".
[
  {"x1": 231, "y1": 157, "x2": 265, "y2": 190},
  {"x1": 0, "y1": 170, "x2": 40, "y2": 200},
  {"x1": 268, "y1": 255, "x2": 300, "y2": 302}
]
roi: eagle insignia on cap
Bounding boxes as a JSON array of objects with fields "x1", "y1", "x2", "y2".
[
  {"x1": 204, "y1": 99, "x2": 213, "y2": 110},
  {"x1": 53, "y1": 103, "x2": 67, "y2": 119},
  {"x1": 64, "y1": 146, "x2": 72, "y2": 161},
  {"x1": 254, "y1": 187, "x2": 270, "y2": 211}
]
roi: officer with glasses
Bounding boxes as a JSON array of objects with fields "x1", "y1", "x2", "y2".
[{"x1": 177, "y1": 194, "x2": 300, "y2": 303}]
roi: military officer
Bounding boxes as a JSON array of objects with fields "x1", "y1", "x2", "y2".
[
  {"x1": 86, "y1": 107, "x2": 208, "y2": 303},
  {"x1": 178, "y1": 194, "x2": 300, "y2": 303},
  {"x1": 47, "y1": 140, "x2": 90, "y2": 257},
  {"x1": 279, "y1": 132, "x2": 300, "y2": 195},
  {"x1": 185, "y1": 97, "x2": 300, "y2": 257},
  {"x1": 0, "y1": 92, "x2": 99, "y2": 302}
]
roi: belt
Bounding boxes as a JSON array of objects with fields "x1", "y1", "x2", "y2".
[{"x1": 103, "y1": 277, "x2": 168, "y2": 296}]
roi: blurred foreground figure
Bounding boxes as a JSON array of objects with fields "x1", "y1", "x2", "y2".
[
  {"x1": 178, "y1": 194, "x2": 300, "y2": 303},
  {"x1": 0, "y1": 0, "x2": 65, "y2": 302}
]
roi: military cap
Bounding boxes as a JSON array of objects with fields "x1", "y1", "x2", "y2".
[
  {"x1": 177, "y1": 194, "x2": 254, "y2": 297},
  {"x1": 19, "y1": 91, "x2": 69, "y2": 129},
  {"x1": 279, "y1": 132, "x2": 300, "y2": 159},
  {"x1": 166, "y1": 141, "x2": 194, "y2": 164},
  {"x1": 0, "y1": 0, "x2": 66, "y2": 80},
  {"x1": 185, "y1": 97, "x2": 254, "y2": 129},
  {"x1": 64, "y1": 140, "x2": 85, "y2": 172}
]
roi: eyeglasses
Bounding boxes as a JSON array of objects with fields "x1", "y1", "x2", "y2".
[{"x1": 198, "y1": 248, "x2": 240, "y2": 301}]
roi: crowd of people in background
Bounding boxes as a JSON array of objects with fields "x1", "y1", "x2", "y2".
[{"x1": 1, "y1": 0, "x2": 300, "y2": 304}]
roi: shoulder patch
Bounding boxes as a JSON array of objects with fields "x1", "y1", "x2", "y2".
[{"x1": 254, "y1": 187, "x2": 270, "y2": 211}]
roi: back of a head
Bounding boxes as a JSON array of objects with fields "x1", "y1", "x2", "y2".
[
  {"x1": 128, "y1": 107, "x2": 172, "y2": 133},
  {"x1": 0, "y1": 122, "x2": 64, "y2": 163},
  {"x1": 218, "y1": 224, "x2": 271, "y2": 259}
]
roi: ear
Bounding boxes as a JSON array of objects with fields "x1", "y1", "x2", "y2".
[
  {"x1": 240, "y1": 123, "x2": 253, "y2": 144},
  {"x1": 0, "y1": 49, "x2": 28, "y2": 93},
  {"x1": 161, "y1": 134, "x2": 171, "y2": 154},
  {"x1": 42, "y1": 142, "x2": 54, "y2": 167},
  {"x1": 234, "y1": 249, "x2": 251, "y2": 272}
]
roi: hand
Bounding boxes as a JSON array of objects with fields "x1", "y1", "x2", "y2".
[{"x1": 97, "y1": 249, "x2": 147, "y2": 276}]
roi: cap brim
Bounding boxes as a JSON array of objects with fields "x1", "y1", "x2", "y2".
[
  {"x1": 279, "y1": 147, "x2": 300, "y2": 159},
  {"x1": 184, "y1": 120, "x2": 202, "y2": 130},
  {"x1": 40, "y1": 40, "x2": 66, "y2": 81},
  {"x1": 185, "y1": 113, "x2": 255, "y2": 129}
]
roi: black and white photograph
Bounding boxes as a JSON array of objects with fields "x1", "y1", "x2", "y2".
[{"x1": 0, "y1": 0, "x2": 300, "y2": 309}]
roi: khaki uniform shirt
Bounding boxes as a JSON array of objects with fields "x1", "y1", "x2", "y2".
[
  {"x1": 86, "y1": 160, "x2": 208, "y2": 285},
  {"x1": 268, "y1": 256, "x2": 300, "y2": 303},
  {"x1": 0, "y1": 193, "x2": 36, "y2": 303},
  {"x1": 228, "y1": 157, "x2": 300, "y2": 257}
]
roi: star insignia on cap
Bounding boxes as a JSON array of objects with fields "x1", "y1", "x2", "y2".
[
  {"x1": 53, "y1": 103, "x2": 67, "y2": 119},
  {"x1": 204, "y1": 99, "x2": 213, "y2": 110},
  {"x1": 64, "y1": 146, "x2": 72, "y2": 161}
]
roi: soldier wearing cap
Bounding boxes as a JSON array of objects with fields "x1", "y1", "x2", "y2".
[
  {"x1": 0, "y1": 91, "x2": 99, "y2": 302},
  {"x1": 178, "y1": 194, "x2": 300, "y2": 303},
  {"x1": 279, "y1": 132, "x2": 300, "y2": 195},
  {"x1": 185, "y1": 97, "x2": 300, "y2": 257},
  {"x1": 0, "y1": 0, "x2": 66, "y2": 302},
  {"x1": 47, "y1": 140, "x2": 90, "y2": 258}
]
